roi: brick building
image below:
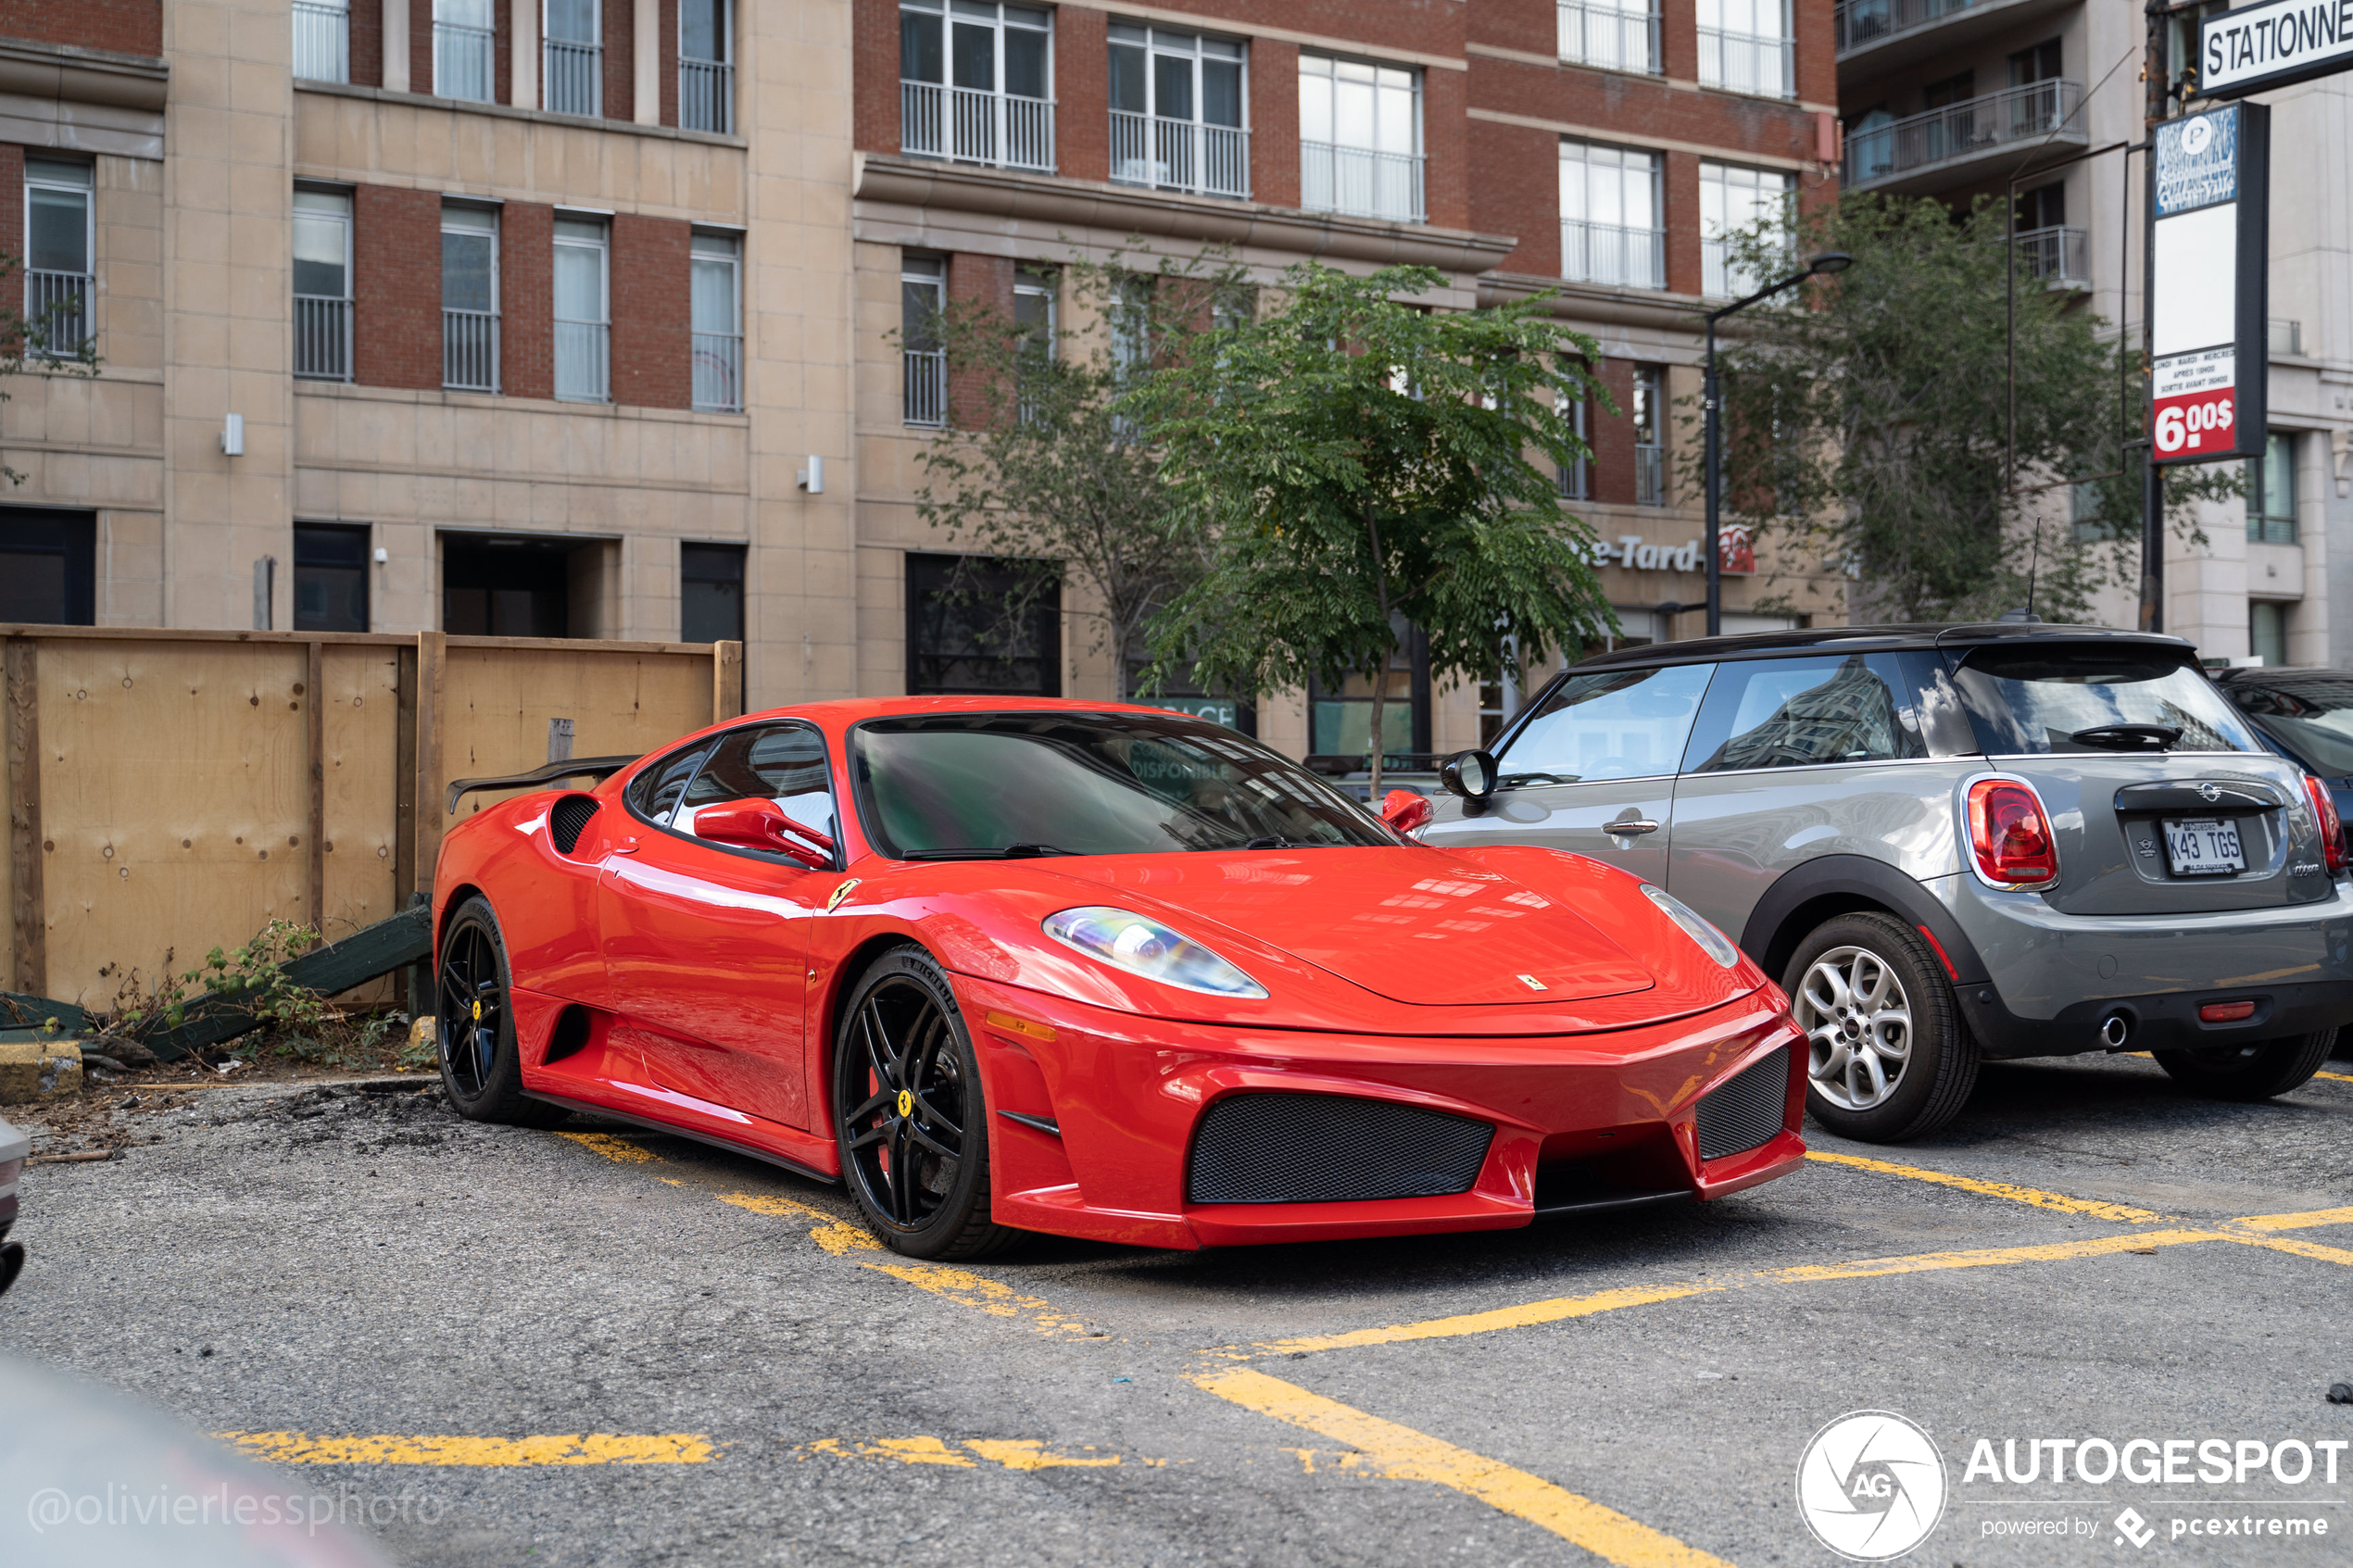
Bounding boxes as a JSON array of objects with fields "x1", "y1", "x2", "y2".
[{"x1": 0, "y1": 0, "x2": 1845, "y2": 758}]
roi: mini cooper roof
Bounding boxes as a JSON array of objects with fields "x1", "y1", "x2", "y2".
[{"x1": 1569, "y1": 622, "x2": 2201, "y2": 672}]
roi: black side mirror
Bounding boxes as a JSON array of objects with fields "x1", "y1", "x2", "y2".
[{"x1": 1440, "y1": 749, "x2": 1499, "y2": 800}]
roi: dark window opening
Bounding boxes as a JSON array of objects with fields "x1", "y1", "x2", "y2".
[
  {"x1": 906, "y1": 553, "x2": 1061, "y2": 696},
  {"x1": 0, "y1": 508, "x2": 94, "y2": 625},
  {"x1": 294, "y1": 521, "x2": 370, "y2": 633},
  {"x1": 2007, "y1": 38, "x2": 2061, "y2": 85},
  {"x1": 443, "y1": 533, "x2": 580, "y2": 637},
  {"x1": 1308, "y1": 623, "x2": 1431, "y2": 768},
  {"x1": 682, "y1": 543, "x2": 746, "y2": 644}
]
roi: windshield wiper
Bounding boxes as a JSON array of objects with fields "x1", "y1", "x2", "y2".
[
  {"x1": 901, "y1": 842, "x2": 1078, "y2": 860},
  {"x1": 2069, "y1": 723, "x2": 2183, "y2": 753}
]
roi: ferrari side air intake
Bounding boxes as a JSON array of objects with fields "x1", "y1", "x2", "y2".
[
  {"x1": 1693, "y1": 1047, "x2": 1792, "y2": 1160},
  {"x1": 1186, "y1": 1092, "x2": 1494, "y2": 1205},
  {"x1": 548, "y1": 795, "x2": 602, "y2": 856}
]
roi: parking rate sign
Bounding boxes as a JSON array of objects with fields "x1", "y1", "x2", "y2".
[{"x1": 2145, "y1": 103, "x2": 2269, "y2": 467}]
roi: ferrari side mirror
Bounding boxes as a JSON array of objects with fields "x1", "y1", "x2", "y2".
[
  {"x1": 1440, "y1": 749, "x2": 1499, "y2": 800},
  {"x1": 693, "y1": 798, "x2": 837, "y2": 870},
  {"x1": 1380, "y1": 788, "x2": 1432, "y2": 837}
]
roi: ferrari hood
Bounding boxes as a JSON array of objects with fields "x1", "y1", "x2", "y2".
[{"x1": 1051, "y1": 848, "x2": 1656, "y2": 1007}]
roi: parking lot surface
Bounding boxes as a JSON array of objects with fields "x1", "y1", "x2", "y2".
[{"x1": 6, "y1": 1046, "x2": 2353, "y2": 1566}]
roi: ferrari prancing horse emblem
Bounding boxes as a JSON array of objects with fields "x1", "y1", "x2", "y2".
[
  {"x1": 896, "y1": 1089, "x2": 913, "y2": 1118},
  {"x1": 826, "y1": 879, "x2": 861, "y2": 912},
  {"x1": 1517, "y1": 974, "x2": 1548, "y2": 992}
]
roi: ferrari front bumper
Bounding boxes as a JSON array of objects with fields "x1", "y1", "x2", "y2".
[{"x1": 952, "y1": 976, "x2": 1807, "y2": 1250}]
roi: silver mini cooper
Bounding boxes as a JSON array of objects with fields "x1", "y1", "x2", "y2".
[{"x1": 1422, "y1": 624, "x2": 2353, "y2": 1142}]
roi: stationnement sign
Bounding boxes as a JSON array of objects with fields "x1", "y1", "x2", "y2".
[{"x1": 2200, "y1": 0, "x2": 2353, "y2": 97}]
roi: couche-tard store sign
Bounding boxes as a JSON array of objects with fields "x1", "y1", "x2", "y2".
[{"x1": 1590, "y1": 524, "x2": 1756, "y2": 575}]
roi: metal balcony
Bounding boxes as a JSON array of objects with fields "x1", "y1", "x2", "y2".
[
  {"x1": 1561, "y1": 221, "x2": 1665, "y2": 290},
  {"x1": 1834, "y1": 0, "x2": 2075, "y2": 73},
  {"x1": 904, "y1": 348, "x2": 947, "y2": 427},
  {"x1": 292, "y1": 0, "x2": 348, "y2": 82},
  {"x1": 1108, "y1": 112, "x2": 1249, "y2": 200},
  {"x1": 681, "y1": 57, "x2": 733, "y2": 133},
  {"x1": 1843, "y1": 80, "x2": 2085, "y2": 194},
  {"x1": 544, "y1": 38, "x2": 601, "y2": 117},
  {"x1": 1558, "y1": 0, "x2": 1660, "y2": 73},
  {"x1": 443, "y1": 308, "x2": 498, "y2": 393},
  {"x1": 434, "y1": 21, "x2": 495, "y2": 101},
  {"x1": 294, "y1": 296, "x2": 351, "y2": 381},
  {"x1": 25, "y1": 270, "x2": 91, "y2": 358},
  {"x1": 1699, "y1": 28, "x2": 1794, "y2": 97},
  {"x1": 900, "y1": 82, "x2": 1055, "y2": 173},
  {"x1": 2015, "y1": 225, "x2": 2086, "y2": 286},
  {"x1": 1301, "y1": 143, "x2": 1426, "y2": 224},
  {"x1": 693, "y1": 332, "x2": 742, "y2": 412}
]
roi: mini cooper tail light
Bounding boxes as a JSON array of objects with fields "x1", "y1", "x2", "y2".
[
  {"x1": 1967, "y1": 779, "x2": 2057, "y2": 886},
  {"x1": 2302, "y1": 775, "x2": 2347, "y2": 873}
]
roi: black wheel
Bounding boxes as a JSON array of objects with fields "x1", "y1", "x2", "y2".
[
  {"x1": 2153, "y1": 1031, "x2": 2336, "y2": 1101},
  {"x1": 832, "y1": 946, "x2": 1014, "y2": 1260},
  {"x1": 1784, "y1": 911, "x2": 1979, "y2": 1143},
  {"x1": 436, "y1": 897, "x2": 566, "y2": 1128}
]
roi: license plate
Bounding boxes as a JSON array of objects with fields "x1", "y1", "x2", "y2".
[{"x1": 2162, "y1": 817, "x2": 2246, "y2": 876}]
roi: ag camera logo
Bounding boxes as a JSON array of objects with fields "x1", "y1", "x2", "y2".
[{"x1": 1797, "y1": 1411, "x2": 1948, "y2": 1560}]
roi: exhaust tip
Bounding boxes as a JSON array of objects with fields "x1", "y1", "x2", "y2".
[{"x1": 2099, "y1": 1013, "x2": 2131, "y2": 1049}]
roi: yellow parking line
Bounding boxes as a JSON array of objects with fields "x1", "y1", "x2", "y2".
[
  {"x1": 717, "y1": 1191, "x2": 881, "y2": 1255},
  {"x1": 865, "y1": 1261, "x2": 1100, "y2": 1338},
  {"x1": 1804, "y1": 1150, "x2": 2167, "y2": 1223},
  {"x1": 1240, "y1": 1284, "x2": 1717, "y2": 1358},
  {"x1": 1195, "y1": 1370, "x2": 1735, "y2": 1568},
  {"x1": 2233, "y1": 1206, "x2": 2353, "y2": 1232},
  {"x1": 558, "y1": 1131, "x2": 662, "y2": 1164},
  {"x1": 2232, "y1": 1234, "x2": 2353, "y2": 1267},
  {"x1": 2315, "y1": 1070, "x2": 2353, "y2": 1084},
  {"x1": 220, "y1": 1432, "x2": 714, "y2": 1466}
]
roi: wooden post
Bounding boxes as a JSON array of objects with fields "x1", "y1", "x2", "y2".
[
  {"x1": 714, "y1": 639, "x2": 745, "y2": 721},
  {"x1": 306, "y1": 639, "x2": 326, "y2": 942},
  {"x1": 393, "y1": 641, "x2": 418, "y2": 905},
  {"x1": 412, "y1": 631, "x2": 447, "y2": 901},
  {"x1": 5, "y1": 638, "x2": 40, "y2": 997}
]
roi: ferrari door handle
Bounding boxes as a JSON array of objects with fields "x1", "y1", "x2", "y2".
[{"x1": 1606, "y1": 819, "x2": 1660, "y2": 835}]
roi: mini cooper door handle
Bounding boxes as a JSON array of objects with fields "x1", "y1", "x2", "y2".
[{"x1": 1606, "y1": 818, "x2": 1661, "y2": 836}]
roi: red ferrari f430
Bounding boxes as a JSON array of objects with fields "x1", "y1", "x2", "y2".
[{"x1": 431, "y1": 699, "x2": 1805, "y2": 1257}]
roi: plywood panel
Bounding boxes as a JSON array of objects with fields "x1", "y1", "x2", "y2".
[
  {"x1": 439, "y1": 646, "x2": 715, "y2": 825},
  {"x1": 37, "y1": 639, "x2": 310, "y2": 1010},
  {"x1": 320, "y1": 643, "x2": 405, "y2": 942}
]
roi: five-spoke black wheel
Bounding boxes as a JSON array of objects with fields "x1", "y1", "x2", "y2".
[
  {"x1": 832, "y1": 946, "x2": 1013, "y2": 1259},
  {"x1": 436, "y1": 896, "x2": 566, "y2": 1127}
]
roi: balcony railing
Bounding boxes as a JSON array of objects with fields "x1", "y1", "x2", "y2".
[
  {"x1": 1108, "y1": 112, "x2": 1250, "y2": 199},
  {"x1": 1561, "y1": 220, "x2": 1665, "y2": 290},
  {"x1": 294, "y1": 295, "x2": 350, "y2": 381},
  {"x1": 443, "y1": 308, "x2": 498, "y2": 392},
  {"x1": 681, "y1": 56, "x2": 733, "y2": 132},
  {"x1": 1843, "y1": 80, "x2": 2084, "y2": 188},
  {"x1": 2016, "y1": 224, "x2": 2086, "y2": 285},
  {"x1": 1558, "y1": 458, "x2": 1589, "y2": 500},
  {"x1": 1635, "y1": 445, "x2": 1666, "y2": 508},
  {"x1": 554, "y1": 321, "x2": 608, "y2": 401},
  {"x1": 1558, "y1": 0, "x2": 1660, "y2": 73},
  {"x1": 292, "y1": 0, "x2": 349, "y2": 82},
  {"x1": 1301, "y1": 143, "x2": 1426, "y2": 224},
  {"x1": 1835, "y1": 0, "x2": 1982, "y2": 55},
  {"x1": 693, "y1": 332, "x2": 742, "y2": 411},
  {"x1": 1698, "y1": 28, "x2": 1794, "y2": 97},
  {"x1": 544, "y1": 38, "x2": 601, "y2": 117},
  {"x1": 2270, "y1": 318, "x2": 2303, "y2": 357},
  {"x1": 904, "y1": 348, "x2": 947, "y2": 427},
  {"x1": 900, "y1": 82, "x2": 1055, "y2": 172},
  {"x1": 25, "y1": 270, "x2": 91, "y2": 358},
  {"x1": 434, "y1": 20, "x2": 495, "y2": 101}
]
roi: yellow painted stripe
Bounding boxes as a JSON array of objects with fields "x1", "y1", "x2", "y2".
[
  {"x1": 1753, "y1": 1229, "x2": 2220, "y2": 1283},
  {"x1": 865, "y1": 1261, "x2": 1097, "y2": 1338},
  {"x1": 717, "y1": 1191, "x2": 881, "y2": 1255},
  {"x1": 1804, "y1": 1150, "x2": 2167, "y2": 1224},
  {"x1": 220, "y1": 1432, "x2": 713, "y2": 1466},
  {"x1": 1195, "y1": 1370, "x2": 1736, "y2": 1568},
  {"x1": 802, "y1": 1436, "x2": 975, "y2": 1467},
  {"x1": 2233, "y1": 1206, "x2": 2353, "y2": 1232},
  {"x1": 2315, "y1": 1070, "x2": 2353, "y2": 1084},
  {"x1": 559, "y1": 1131, "x2": 662, "y2": 1164},
  {"x1": 2233, "y1": 1234, "x2": 2353, "y2": 1267},
  {"x1": 1248, "y1": 1284, "x2": 1718, "y2": 1357},
  {"x1": 964, "y1": 1439, "x2": 1123, "y2": 1470}
]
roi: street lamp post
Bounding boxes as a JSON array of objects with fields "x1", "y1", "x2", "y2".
[{"x1": 1702, "y1": 250, "x2": 1854, "y2": 636}]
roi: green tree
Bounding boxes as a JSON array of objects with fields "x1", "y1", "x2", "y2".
[
  {"x1": 1697, "y1": 194, "x2": 2233, "y2": 623},
  {"x1": 0, "y1": 249, "x2": 99, "y2": 483},
  {"x1": 1126, "y1": 261, "x2": 1615, "y2": 795}
]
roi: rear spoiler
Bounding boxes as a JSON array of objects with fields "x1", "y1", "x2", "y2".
[{"x1": 447, "y1": 756, "x2": 638, "y2": 814}]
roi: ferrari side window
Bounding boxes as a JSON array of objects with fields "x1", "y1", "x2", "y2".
[
  {"x1": 627, "y1": 741, "x2": 715, "y2": 828},
  {"x1": 677, "y1": 723, "x2": 838, "y2": 846}
]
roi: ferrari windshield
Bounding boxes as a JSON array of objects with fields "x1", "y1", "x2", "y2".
[{"x1": 852, "y1": 711, "x2": 1393, "y2": 858}]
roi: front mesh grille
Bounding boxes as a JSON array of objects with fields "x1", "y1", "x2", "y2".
[
  {"x1": 548, "y1": 794, "x2": 600, "y2": 855},
  {"x1": 1695, "y1": 1047, "x2": 1790, "y2": 1160},
  {"x1": 1187, "y1": 1093, "x2": 1494, "y2": 1205}
]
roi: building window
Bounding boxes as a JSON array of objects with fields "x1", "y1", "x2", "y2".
[
  {"x1": 2250, "y1": 601, "x2": 2289, "y2": 668},
  {"x1": 2250, "y1": 431, "x2": 2297, "y2": 544},
  {"x1": 443, "y1": 534, "x2": 576, "y2": 636},
  {"x1": 292, "y1": 188, "x2": 352, "y2": 381},
  {"x1": 1698, "y1": 0, "x2": 1793, "y2": 98},
  {"x1": 1014, "y1": 265, "x2": 1054, "y2": 422},
  {"x1": 0, "y1": 509, "x2": 95, "y2": 626},
  {"x1": 1300, "y1": 54, "x2": 1423, "y2": 223},
  {"x1": 1109, "y1": 26, "x2": 1248, "y2": 200},
  {"x1": 680, "y1": 0, "x2": 733, "y2": 132},
  {"x1": 1558, "y1": 0, "x2": 1658, "y2": 75},
  {"x1": 906, "y1": 553, "x2": 1061, "y2": 696},
  {"x1": 1560, "y1": 140, "x2": 1662, "y2": 291},
  {"x1": 294, "y1": 0, "x2": 349, "y2": 82},
  {"x1": 691, "y1": 232, "x2": 742, "y2": 412},
  {"x1": 434, "y1": 0, "x2": 497, "y2": 101},
  {"x1": 24, "y1": 158, "x2": 93, "y2": 361},
  {"x1": 1308, "y1": 625, "x2": 1429, "y2": 767},
  {"x1": 1558, "y1": 391, "x2": 1589, "y2": 500},
  {"x1": 899, "y1": 0, "x2": 1055, "y2": 172},
  {"x1": 552, "y1": 217, "x2": 609, "y2": 402},
  {"x1": 294, "y1": 523, "x2": 370, "y2": 632},
  {"x1": 1700, "y1": 160, "x2": 1793, "y2": 298},
  {"x1": 1632, "y1": 364, "x2": 1666, "y2": 507},
  {"x1": 901, "y1": 253, "x2": 946, "y2": 427},
  {"x1": 544, "y1": 0, "x2": 602, "y2": 117},
  {"x1": 442, "y1": 205, "x2": 499, "y2": 393},
  {"x1": 681, "y1": 543, "x2": 745, "y2": 643}
]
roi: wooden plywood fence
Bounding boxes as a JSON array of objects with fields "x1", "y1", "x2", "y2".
[{"x1": 1, "y1": 628, "x2": 743, "y2": 1010}]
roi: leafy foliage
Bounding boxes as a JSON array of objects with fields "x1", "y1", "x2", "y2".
[{"x1": 0, "y1": 248, "x2": 100, "y2": 485}]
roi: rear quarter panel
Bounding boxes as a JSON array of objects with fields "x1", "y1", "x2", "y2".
[{"x1": 434, "y1": 788, "x2": 610, "y2": 1003}]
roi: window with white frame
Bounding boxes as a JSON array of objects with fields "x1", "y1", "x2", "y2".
[
  {"x1": 680, "y1": 0, "x2": 733, "y2": 132},
  {"x1": 902, "y1": 253, "x2": 946, "y2": 427},
  {"x1": 1700, "y1": 160, "x2": 1794, "y2": 297},
  {"x1": 442, "y1": 204, "x2": 498, "y2": 392},
  {"x1": 1299, "y1": 53, "x2": 1423, "y2": 223},
  {"x1": 552, "y1": 217, "x2": 609, "y2": 402},
  {"x1": 900, "y1": 0, "x2": 1054, "y2": 173},
  {"x1": 1013, "y1": 265, "x2": 1055, "y2": 424},
  {"x1": 1698, "y1": 0, "x2": 1793, "y2": 97},
  {"x1": 294, "y1": 0, "x2": 349, "y2": 82},
  {"x1": 692, "y1": 232, "x2": 742, "y2": 412},
  {"x1": 24, "y1": 159, "x2": 93, "y2": 360},
  {"x1": 1559, "y1": 140, "x2": 1662, "y2": 290},
  {"x1": 545, "y1": 0, "x2": 602, "y2": 116},
  {"x1": 292, "y1": 188, "x2": 352, "y2": 381},
  {"x1": 434, "y1": 0, "x2": 496, "y2": 100},
  {"x1": 1109, "y1": 25, "x2": 1248, "y2": 200},
  {"x1": 1559, "y1": 0, "x2": 1658, "y2": 75}
]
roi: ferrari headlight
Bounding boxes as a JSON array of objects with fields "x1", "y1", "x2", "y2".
[
  {"x1": 1042, "y1": 907, "x2": 1268, "y2": 998},
  {"x1": 1641, "y1": 884, "x2": 1741, "y2": 969}
]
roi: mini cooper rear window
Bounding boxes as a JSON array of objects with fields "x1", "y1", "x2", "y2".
[
  {"x1": 1682, "y1": 654, "x2": 1927, "y2": 773},
  {"x1": 1954, "y1": 646, "x2": 2261, "y2": 755}
]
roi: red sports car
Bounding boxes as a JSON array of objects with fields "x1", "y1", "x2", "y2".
[{"x1": 432, "y1": 698, "x2": 1806, "y2": 1258}]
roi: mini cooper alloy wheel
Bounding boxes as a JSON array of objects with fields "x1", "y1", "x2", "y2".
[{"x1": 1794, "y1": 943, "x2": 1913, "y2": 1111}]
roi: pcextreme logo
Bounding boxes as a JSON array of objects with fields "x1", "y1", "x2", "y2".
[{"x1": 1797, "y1": 1411, "x2": 1950, "y2": 1561}]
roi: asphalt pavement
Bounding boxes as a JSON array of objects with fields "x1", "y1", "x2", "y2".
[{"x1": 6, "y1": 1045, "x2": 2352, "y2": 1567}]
